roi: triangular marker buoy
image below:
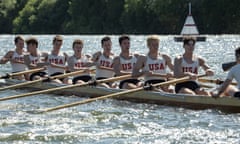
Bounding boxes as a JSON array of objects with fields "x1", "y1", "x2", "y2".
[{"x1": 174, "y1": 3, "x2": 206, "y2": 42}]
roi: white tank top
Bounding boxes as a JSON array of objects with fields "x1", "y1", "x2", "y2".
[
  {"x1": 227, "y1": 64, "x2": 240, "y2": 89},
  {"x1": 95, "y1": 54, "x2": 115, "y2": 78},
  {"x1": 143, "y1": 55, "x2": 167, "y2": 81},
  {"x1": 47, "y1": 52, "x2": 66, "y2": 75},
  {"x1": 29, "y1": 54, "x2": 41, "y2": 65},
  {"x1": 119, "y1": 55, "x2": 137, "y2": 73},
  {"x1": 71, "y1": 55, "x2": 91, "y2": 76},
  {"x1": 11, "y1": 51, "x2": 27, "y2": 72},
  {"x1": 181, "y1": 57, "x2": 199, "y2": 74}
]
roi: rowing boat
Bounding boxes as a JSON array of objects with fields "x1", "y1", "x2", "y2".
[{"x1": 1, "y1": 78, "x2": 240, "y2": 113}]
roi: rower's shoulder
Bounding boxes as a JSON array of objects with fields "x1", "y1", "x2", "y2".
[
  {"x1": 161, "y1": 53, "x2": 171, "y2": 59},
  {"x1": 92, "y1": 51, "x2": 101, "y2": 61}
]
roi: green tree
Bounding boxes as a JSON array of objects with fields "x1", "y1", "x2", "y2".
[{"x1": 13, "y1": 0, "x2": 69, "y2": 34}]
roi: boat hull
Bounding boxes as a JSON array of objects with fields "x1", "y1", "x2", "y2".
[{"x1": 1, "y1": 79, "x2": 240, "y2": 113}]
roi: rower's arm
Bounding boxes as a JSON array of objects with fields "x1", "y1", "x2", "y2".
[
  {"x1": 132, "y1": 55, "x2": 146, "y2": 77},
  {"x1": 24, "y1": 54, "x2": 38, "y2": 69},
  {"x1": 174, "y1": 56, "x2": 184, "y2": 78},
  {"x1": 199, "y1": 57, "x2": 214, "y2": 76},
  {"x1": 92, "y1": 51, "x2": 101, "y2": 62},
  {"x1": 0, "y1": 51, "x2": 13, "y2": 64},
  {"x1": 216, "y1": 79, "x2": 232, "y2": 97},
  {"x1": 163, "y1": 54, "x2": 174, "y2": 71}
]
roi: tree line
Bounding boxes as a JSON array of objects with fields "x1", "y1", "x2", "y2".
[{"x1": 0, "y1": 0, "x2": 240, "y2": 34}]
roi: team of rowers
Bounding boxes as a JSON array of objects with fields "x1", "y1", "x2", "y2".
[{"x1": 0, "y1": 35, "x2": 239, "y2": 98}]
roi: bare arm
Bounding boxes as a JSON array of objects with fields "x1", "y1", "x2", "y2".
[
  {"x1": 67, "y1": 56, "x2": 75, "y2": 72},
  {"x1": 23, "y1": 53, "x2": 38, "y2": 69},
  {"x1": 113, "y1": 56, "x2": 122, "y2": 76},
  {"x1": 92, "y1": 51, "x2": 101, "y2": 62},
  {"x1": 174, "y1": 56, "x2": 185, "y2": 78},
  {"x1": 216, "y1": 79, "x2": 232, "y2": 97},
  {"x1": 163, "y1": 54, "x2": 174, "y2": 71},
  {"x1": 0, "y1": 51, "x2": 13, "y2": 64},
  {"x1": 132, "y1": 55, "x2": 146, "y2": 77},
  {"x1": 199, "y1": 57, "x2": 214, "y2": 76}
]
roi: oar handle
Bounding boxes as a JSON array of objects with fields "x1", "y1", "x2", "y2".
[
  {"x1": 199, "y1": 78, "x2": 237, "y2": 86},
  {"x1": 0, "y1": 74, "x2": 132, "y2": 102},
  {"x1": 0, "y1": 68, "x2": 45, "y2": 79},
  {"x1": 0, "y1": 69, "x2": 96, "y2": 92}
]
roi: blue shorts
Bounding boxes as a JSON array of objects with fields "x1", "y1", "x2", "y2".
[
  {"x1": 234, "y1": 91, "x2": 240, "y2": 98},
  {"x1": 119, "y1": 78, "x2": 140, "y2": 89},
  {"x1": 29, "y1": 71, "x2": 47, "y2": 81},
  {"x1": 175, "y1": 81, "x2": 200, "y2": 93},
  {"x1": 72, "y1": 75, "x2": 92, "y2": 84}
]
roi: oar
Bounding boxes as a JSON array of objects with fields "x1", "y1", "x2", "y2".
[
  {"x1": 222, "y1": 61, "x2": 236, "y2": 71},
  {"x1": 0, "y1": 69, "x2": 95, "y2": 91},
  {"x1": 0, "y1": 68, "x2": 45, "y2": 79},
  {"x1": 199, "y1": 78, "x2": 237, "y2": 86},
  {"x1": 0, "y1": 74, "x2": 131, "y2": 101},
  {"x1": 38, "y1": 74, "x2": 206, "y2": 113}
]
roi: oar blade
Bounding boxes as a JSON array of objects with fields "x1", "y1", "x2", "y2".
[{"x1": 222, "y1": 61, "x2": 236, "y2": 71}]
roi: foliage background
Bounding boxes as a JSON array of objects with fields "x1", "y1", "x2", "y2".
[{"x1": 0, "y1": 0, "x2": 239, "y2": 34}]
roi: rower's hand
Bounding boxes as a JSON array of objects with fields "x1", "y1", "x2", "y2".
[
  {"x1": 188, "y1": 73, "x2": 198, "y2": 80},
  {"x1": 50, "y1": 63, "x2": 57, "y2": 67},
  {"x1": 205, "y1": 69, "x2": 214, "y2": 76},
  {"x1": 166, "y1": 72, "x2": 174, "y2": 79},
  {"x1": 83, "y1": 69, "x2": 91, "y2": 73}
]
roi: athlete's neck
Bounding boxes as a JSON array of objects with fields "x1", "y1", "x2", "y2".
[
  {"x1": 74, "y1": 53, "x2": 82, "y2": 59},
  {"x1": 103, "y1": 51, "x2": 110, "y2": 58},
  {"x1": 148, "y1": 52, "x2": 158, "y2": 59},
  {"x1": 120, "y1": 52, "x2": 131, "y2": 59},
  {"x1": 51, "y1": 50, "x2": 60, "y2": 56},
  {"x1": 15, "y1": 48, "x2": 23, "y2": 54}
]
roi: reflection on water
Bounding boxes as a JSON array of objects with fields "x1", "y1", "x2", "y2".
[{"x1": 0, "y1": 35, "x2": 240, "y2": 143}]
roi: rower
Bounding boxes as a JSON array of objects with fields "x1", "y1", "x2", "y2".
[
  {"x1": 0, "y1": 35, "x2": 27, "y2": 80},
  {"x1": 132, "y1": 35, "x2": 174, "y2": 92},
  {"x1": 67, "y1": 39, "x2": 94, "y2": 84},
  {"x1": 113, "y1": 35, "x2": 142, "y2": 89},
  {"x1": 174, "y1": 37, "x2": 214, "y2": 96},
  {"x1": 24, "y1": 37, "x2": 48, "y2": 80},
  {"x1": 213, "y1": 47, "x2": 240, "y2": 97},
  {"x1": 44, "y1": 35, "x2": 69, "y2": 83},
  {"x1": 92, "y1": 36, "x2": 116, "y2": 88}
]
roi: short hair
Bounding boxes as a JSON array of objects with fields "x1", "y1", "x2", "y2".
[
  {"x1": 72, "y1": 39, "x2": 83, "y2": 48},
  {"x1": 14, "y1": 35, "x2": 24, "y2": 44},
  {"x1": 183, "y1": 37, "x2": 196, "y2": 46},
  {"x1": 235, "y1": 47, "x2": 240, "y2": 59},
  {"x1": 53, "y1": 35, "x2": 63, "y2": 43},
  {"x1": 26, "y1": 37, "x2": 38, "y2": 47},
  {"x1": 101, "y1": 36, "x2": 111, "y2": 45},
  {"x1": 119, "y1": 35, "x2": 130, "y2": 45},
  {"x1": 147, "y1": 35, "x2": 159, "y2": 47}
]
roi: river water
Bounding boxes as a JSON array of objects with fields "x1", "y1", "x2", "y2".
[{"x1": 0, "y1": 35, "x2": 240, "y2": 143}]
